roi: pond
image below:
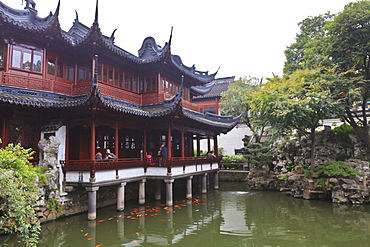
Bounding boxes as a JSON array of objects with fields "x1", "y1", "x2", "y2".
[{"x1": 1, "y1": 182, "x2": 370, "y2": 246}]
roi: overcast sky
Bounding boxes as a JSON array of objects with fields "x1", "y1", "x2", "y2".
[{"x1": 2, "y1": 0, "x2": 355, "y2": 80}]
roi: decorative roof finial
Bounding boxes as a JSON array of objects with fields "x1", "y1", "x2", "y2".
[
  {"x1": 94, "y1": 0, "x2": 99, "y2": 24},
  {"x1": 169, "y1": 26, "x2": 173, "y2": 46},
  {"x1": 23, "y1": 0, "x2": 36, "y2": 10},
  {"x1": 55, "y1": 0, "x2": 61, "y2": 17},
  {"x1": 74, "y1": 10, "x2": 79, "y2": 23},
  {"x1": 110, "y1": 29, "x2": 117, "y2": 43}
]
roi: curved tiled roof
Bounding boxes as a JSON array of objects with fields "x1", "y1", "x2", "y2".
[
  {"x1": 192, "y1": 76, "x2": 235, "y2": 100},
  {"x1": 0, "y1": 2, "x2": 59, "y2": 31},
  {"x1": 0, "y1": 83, "x2": 238, "y2": 132},
  {"x1": 182, "y1": 108, "x2": 241, "y2": 132},
  {"x1": 0, "y1": 85, "x2": 91, "y2": 108}
]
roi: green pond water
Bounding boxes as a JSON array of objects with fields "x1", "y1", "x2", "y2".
[{"x1": 1, "y1": 182, "x2": 370, "y2": 246}]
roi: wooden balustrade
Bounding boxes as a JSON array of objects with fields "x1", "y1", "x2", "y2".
[
  {"x1": 61, "y1": 156, "x2": 221, "y2": 172},
  {"x1": 1, "y1": 72, "x2": 73, "y2": 94}
]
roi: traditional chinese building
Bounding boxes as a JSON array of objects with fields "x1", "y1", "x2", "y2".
[
  {"x1": 0, "y1": 1, "x2": 240, "y2": 219},
  {"x1": 192, "y1": 76, "x2": 235, "y2": 115}
]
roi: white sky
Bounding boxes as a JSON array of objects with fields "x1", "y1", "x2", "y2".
[{"x1": 2, "y1": 0, "x2": 355, "y2": 80}]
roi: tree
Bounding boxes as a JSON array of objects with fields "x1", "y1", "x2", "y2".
[
  {"x1": 283, "y1": 1, "x2": 370, "y2": 153},
  {"x1": 0, "y1": 141, "x2": 45, "y2": 247},
  {"x1": 248, "y1": 68, "x2": 336, "y2": 169},
  {"x1": 284, "y1": 12, "x2": 334, "y2": 74},
  {"x1": 324, "y1": 1, "x2": 370, "y2": 151},
  {"x1": 219, "y1": 76, "x2": 264, "y2": 142}
]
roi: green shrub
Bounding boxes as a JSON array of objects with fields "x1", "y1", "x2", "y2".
[
  {"x1": 314, "y1": 161, "x2": 361, "y2": 178},
  {"x1": 0, "y1": 141, "x2": 44, "y2": 246},
  {"x1": 221, "y1": 155, "x2": 244, "y2": 163},
  {"x1": 304, "y1": 168, "x2": 314, "y2": 178},
  {"x1": 47, "y1": 198, "x2": 61, "y2": 212},
  {"x1": 332, "y1": 124, "x2": 355, "y2": 149}
]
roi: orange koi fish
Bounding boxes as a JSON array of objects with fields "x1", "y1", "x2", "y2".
[{"x1": 83, "y1": 233, "x2": 89, "y2": 236}]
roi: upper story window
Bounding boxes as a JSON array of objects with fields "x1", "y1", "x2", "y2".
[
  {"x1": 97, "y1": 62, "x2": 157, "y2": 93},
  {"x1": 162, "y1": 78, "x2": 179, "y2": 95},
  {"x1": 139, "y1": 76, "x2": 156, "y2": 93},
  {"x1": 66, "y1": 64, "x2": 75, "y2": 81},
  {"x1": 78, "y1": 64, "x2": 91, "y2": 82},
  {"x1": 11, "y1": 44, "x2": 43, "y2": 73}
]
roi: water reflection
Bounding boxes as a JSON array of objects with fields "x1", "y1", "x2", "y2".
[{"x1": 1, "y1": 182, "x2": 370, "y2": 246}]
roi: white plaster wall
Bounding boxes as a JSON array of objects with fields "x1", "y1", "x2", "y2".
[
  {"x1": 146, "y1": 167, "x2": 168, "y2": 176},
  {"x1": 56, "y1": 126, "x2": 66, "y2": 162},
  {"x1": 171, "y1": 166, "x2": 184, "y2": 175},
  {"x1": 65, "y1": 171, "x2": 90, "y2": 182},
  {"x1": 117, "y1": 167, "x2": 145, "y2": 179},
  {"x1": 95, "y1": 170, "x2": 116, "y2": 182}
]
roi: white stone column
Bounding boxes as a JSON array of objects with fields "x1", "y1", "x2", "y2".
[
  {"x1": 139, "y1": 179, "x2": 146, "y2": 205},
  {"x1": 186, "y1": 176, "x2": 193, "y2": 200},
  {"x1": 155, "y1": 180, "x2": 161, "y2": 201},
  {"x1": 202, "y1": 173, "x2": 207, "y2": 194},
  {"x1": 86, "y1": 186, "x2": 99, "y2": 220},
  {"x1": 164, "y1": 179, "x2": 174, "y2": 206},
  {"x1": 214, "y1": 171, "x2": 219, "y2": 190},
  {"x1": 117, "y1": 182, "x2": 126, "y2": 211}
]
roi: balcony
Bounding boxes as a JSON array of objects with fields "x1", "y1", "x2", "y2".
[{"x1": 61, "y1": 156, "x2": 221, "y2": 185}]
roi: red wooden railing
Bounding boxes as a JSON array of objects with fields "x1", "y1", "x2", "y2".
[{"x1": 61, "y1": 156, "x2": 221, "y2": 181}]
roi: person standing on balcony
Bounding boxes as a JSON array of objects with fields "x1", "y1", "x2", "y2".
[
  {"x1": 157, "y1": 143, "x2": 168, "y2": 158},
  {"x1": 104, "y1": 149, "x2": 117, "y2": 160}
]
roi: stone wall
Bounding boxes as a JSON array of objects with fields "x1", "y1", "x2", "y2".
[
  {"x1": 247, "y1": 164, "x2": 370, "y2": 204},
  {"x1": 272, "y1": 126, "x2": 370, "y2": 172},
  {"x1": 219, "y1": 170, "x2": 249, "y2": 182}
]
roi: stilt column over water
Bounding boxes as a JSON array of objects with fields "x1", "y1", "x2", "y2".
[
  {"x1": 139, "y1": 179, "x2": 146, "y2": 205},
  {"x1": 165, "y1": 179, "x2": 174, "y2": 206},
  {"x1": 214, "y1": 171, "x2": 219, "y2": 190},
  {"x1": 202, "y1": 173, "x2": 207, "y2": 194},
  {"x1": 186, "y1": 176, "x2": 193, "y2": 199},
  {"x1": 117, "y1": 182, "x2": 127, "y2": 211},
  {"x1": 155, "y1": 180, "x2": 161, "y2": 201},
  {"x1": 86, "y1": 186, "x2": 99, "y2": 220}
]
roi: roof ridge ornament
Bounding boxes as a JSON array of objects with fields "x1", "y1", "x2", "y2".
[
  {"x1": 169, "y1": 26, "x2": 173, "y2": 47},
  {"x1": 94, "y1": 0, "x2": 99, "y2": 24},
  {"x1": 54, "y1": 0, "x2": 61, "y2": 17},
  {"x1": 22, "y1": 0, "x2": 36, "y2": 10},
  {"x1": 74, "y1": 10, "x2": 79, "y2": 23},
  {"x1": 110, "y1": 29, "x2": 117, "y2": 43}
]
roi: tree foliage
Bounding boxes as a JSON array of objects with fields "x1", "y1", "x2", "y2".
[
  {"x1": 219, "y1": 76, "x2": 263, "y2": 141},
  {"x1": 248, "y1": 68, "x2": 336, "y2": 168},
  {"x1": 0, "y1": 141, "x2": 45, "y2": 246},
  {"x1": 284, "y1": 1, "x2": 370, "y2": 154},
  {"x1": 284, "y1": 12, "x2": 334, "y2": 74}
]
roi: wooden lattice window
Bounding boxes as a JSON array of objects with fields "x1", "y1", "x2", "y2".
[
  {"x1": 8, "y1": 121, "x2": 38, "y2": 150},
  {"x1": 66, "y1": 64, "x2": 75, "y2": 81},
  {"x1": 8, "y1": 122, "x2": 22, "y2": 145},
  {"x1": 78, "y1": 64, "x2": 91, "y2": 82},
  {"x1": 11, "y1": 44, "x2": 43, "y2": 73}
]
